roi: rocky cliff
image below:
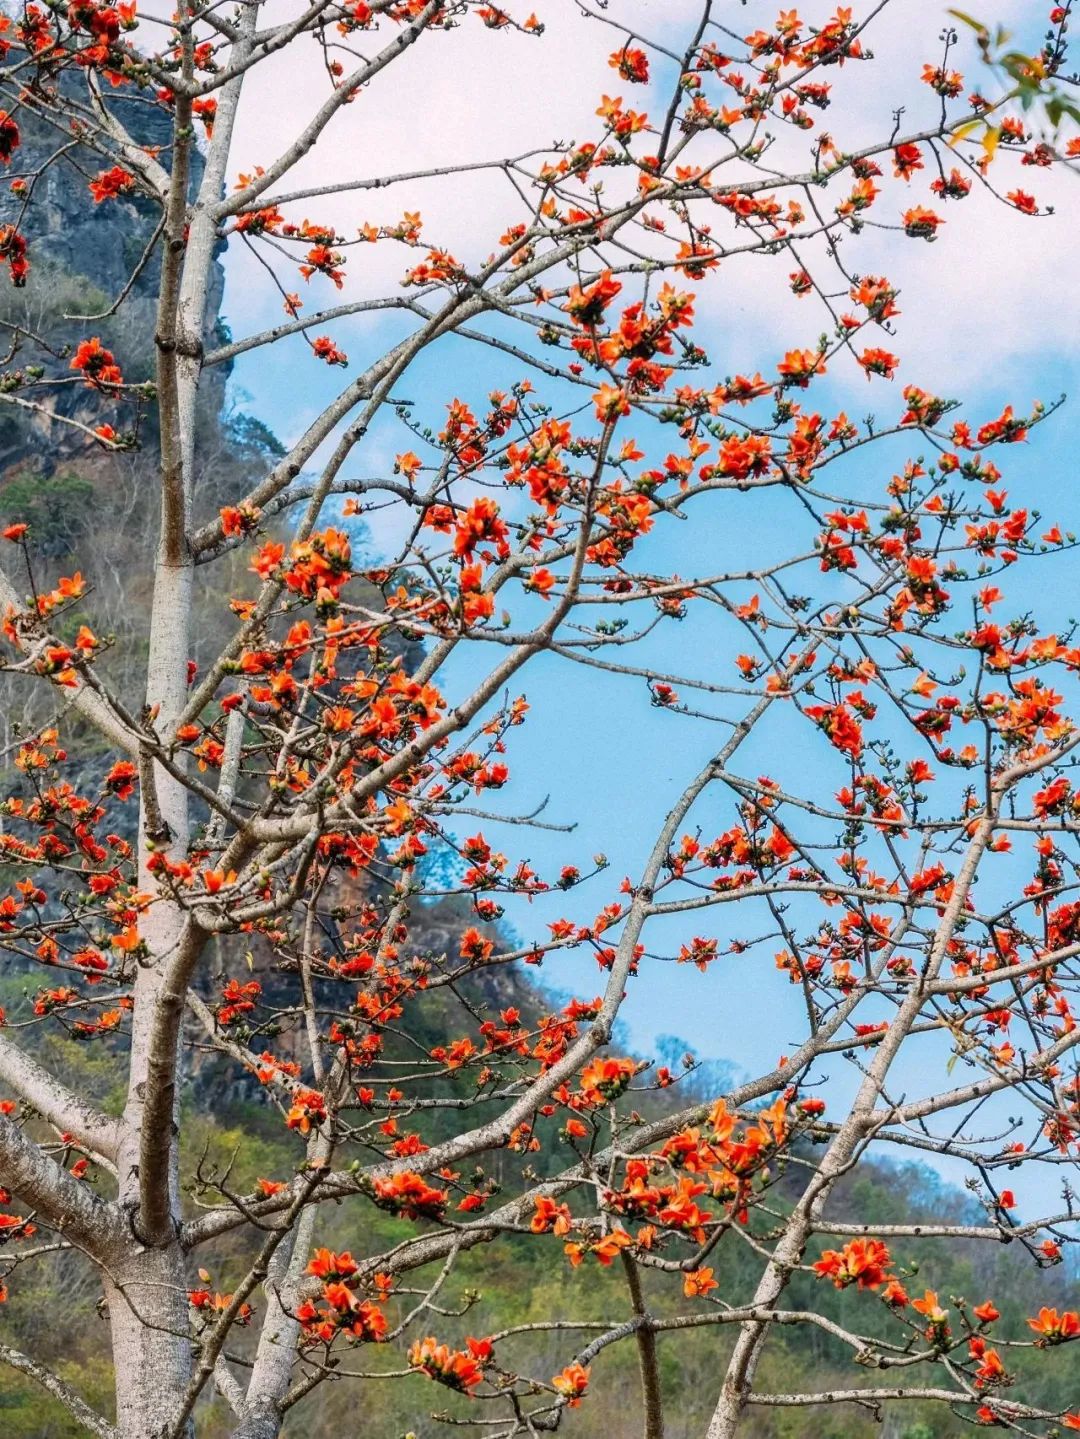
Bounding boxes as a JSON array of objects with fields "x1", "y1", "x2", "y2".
[{"x1": 0, "y1": 84, "x2": 227, "y2": 472}]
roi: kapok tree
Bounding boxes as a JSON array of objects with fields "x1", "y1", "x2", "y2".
[{"x1": 0, "y1": 2, "x2": 1078, "y2": 1436}]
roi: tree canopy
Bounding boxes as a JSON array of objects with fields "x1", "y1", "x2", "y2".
[{"x1": 0, "y1": 2, "x2": 1078, "y2": 1437}]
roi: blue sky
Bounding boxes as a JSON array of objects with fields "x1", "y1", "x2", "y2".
[{"x1": 218, "y1": 1, "x2": 1080, "y2": 1203}]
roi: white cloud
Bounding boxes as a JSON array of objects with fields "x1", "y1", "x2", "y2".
[{"x1": 218, "y1": 0, "x2": 1080, "y2": 398}]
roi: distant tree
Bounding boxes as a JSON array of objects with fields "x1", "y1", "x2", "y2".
[{"x1": 0, "y1": 4, "x2": 1077, "y2": 1438}]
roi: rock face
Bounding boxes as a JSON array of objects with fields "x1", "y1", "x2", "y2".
[
  {"x1": 20, "y1": 97, "x2": 169, "y2": 294},
  {"x1": 2, "y1": 82, "x2": 226, "y2": 302},
  {"x1": 0, "y1": 84, "x2": 227, "y2": 470}
]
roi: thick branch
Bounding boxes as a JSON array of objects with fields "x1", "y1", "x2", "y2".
[
  {"x1": 0, "y1": 1113, "x2": 122, "y2": 1259},
  {"x1": 0, "y1": 1342, "x2": 118, "y2": 1439},
  {"x1": 0, "y1": 1033, "x2": 119, "y2": 1163}
]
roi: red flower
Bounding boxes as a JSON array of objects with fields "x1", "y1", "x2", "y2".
[
  {"x1": 813, "y1": 1238, "x2": 891, "y2": 1290},
  {"x1": 89, "y1": 166, "x2": 135, "y2": 203},
  {"x1": 1006, "y1": 189, "x2": 1038, "y2": 214},
  {"x1": 0, "y1": 112, "x2": 20, "y2": 163},
  {"x1": 608, "y1": 47, "x2": 648, "y2": 83},
  {"x1": 71, "y1": 337, "x2": 123, "y2": 387},
  {"x1": 805, "y1": 703, "x2": 863, "y2": 759},
  {"x1": 892, "y1": 142, "x2": 923, "y2": 180},
  {"x1": 104, "y1": 761, "x2": 138, "y2": 800},
  {"x1": 312, "y1": 335, "x2": 348, "y2": 366},
  {"x1": 0, "y1": 225, "x2": 29, "y2": 287}
]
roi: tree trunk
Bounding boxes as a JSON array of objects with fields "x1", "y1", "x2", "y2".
[
  {"x1": 229, "y1": 1406, "x2": 284, "y2": 1439},
  {"x1": 106, "y1": 1245, "x2": 193, "y2": 1438}
]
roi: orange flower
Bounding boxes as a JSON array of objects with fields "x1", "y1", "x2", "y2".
[
  {"x1": 251, "y1": 541, "x2": 285, "y2": 579},
  {"x1": 566, "y1": 269, "x2": 622, "y2": 326},
  {"x1": 552, "y1": 1361, "x2": 590, "y2": 1405},
  {"x1": 453, "y1": 498, "x2": 509, "y2": 560},
  {"x1": 912, "y1": 1289, "x2": 950, "y2": 1335},
  {"x1": 1027, "y1": 1307, "x2": 1080, "y2": 1344},
  {"x1": 972, "y1": 1344, "x2": 1006, "y2": 1387},
  {"x1": 201, "y1": 868, "x2": 237, "y2": 894},
  {"x1": 579, "y1": 1055, "x2": 637, "y2": 1105},
  {"x1": 683, "y1": 1266, "x2": 718, "y2": 1298},
  {"x1": 813, "y1": 1238, "x2": 891, "y2": 1290},
  {"x1": 285, "y1": 1088, "x2": 327, "y2": 1134},
  {"x1": 111, "y1": 924, "x2": 141, "y2": 954},
  {"x1": 409, "y1": 1336, "x2": 488, "y2": 1391},
  {"x1": 220, "y1": 503, "x2": 260, "y2": 537},
  {"x1": 531, "y1": 1196, "x2": 572, "y2": 1235},
  {"x1": 902, "y1": 206, "x2": 943, "y2": 240},
  {"x1": 593, "y1": 1228, "x2": 633, "y2": 1264},
  {"x1": 777, "y1": 348, "x2": 825, "y2": 387},
  {"x1": 593, "y1": 384, "x2": 630, "y2": 421},
  {"x1": 525, "y1": 567, "x2": 556, "y2": 598},
  {"x1": 312, "y1": 335, "x2": 348, "y2": 366},
  {"x1": 71, "y1": 337, "x2": 123, "y2": 386},
  {"x1": 371, "y1": 1171, "x2": 447, "y2": 1220},
  {"x1": 858, "y1": 347, "x2": 899, "y2": 380},
  {"x1": 307, "y1": 1249, "x2": 358, "y2": 1280}
]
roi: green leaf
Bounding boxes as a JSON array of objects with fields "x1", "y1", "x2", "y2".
[
  {"x1": 947, "y1": 8, "x2": 988, "y2": 36},
  {"x1": 948, "y1": 118, "x2": 984, "y2": 147}
]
